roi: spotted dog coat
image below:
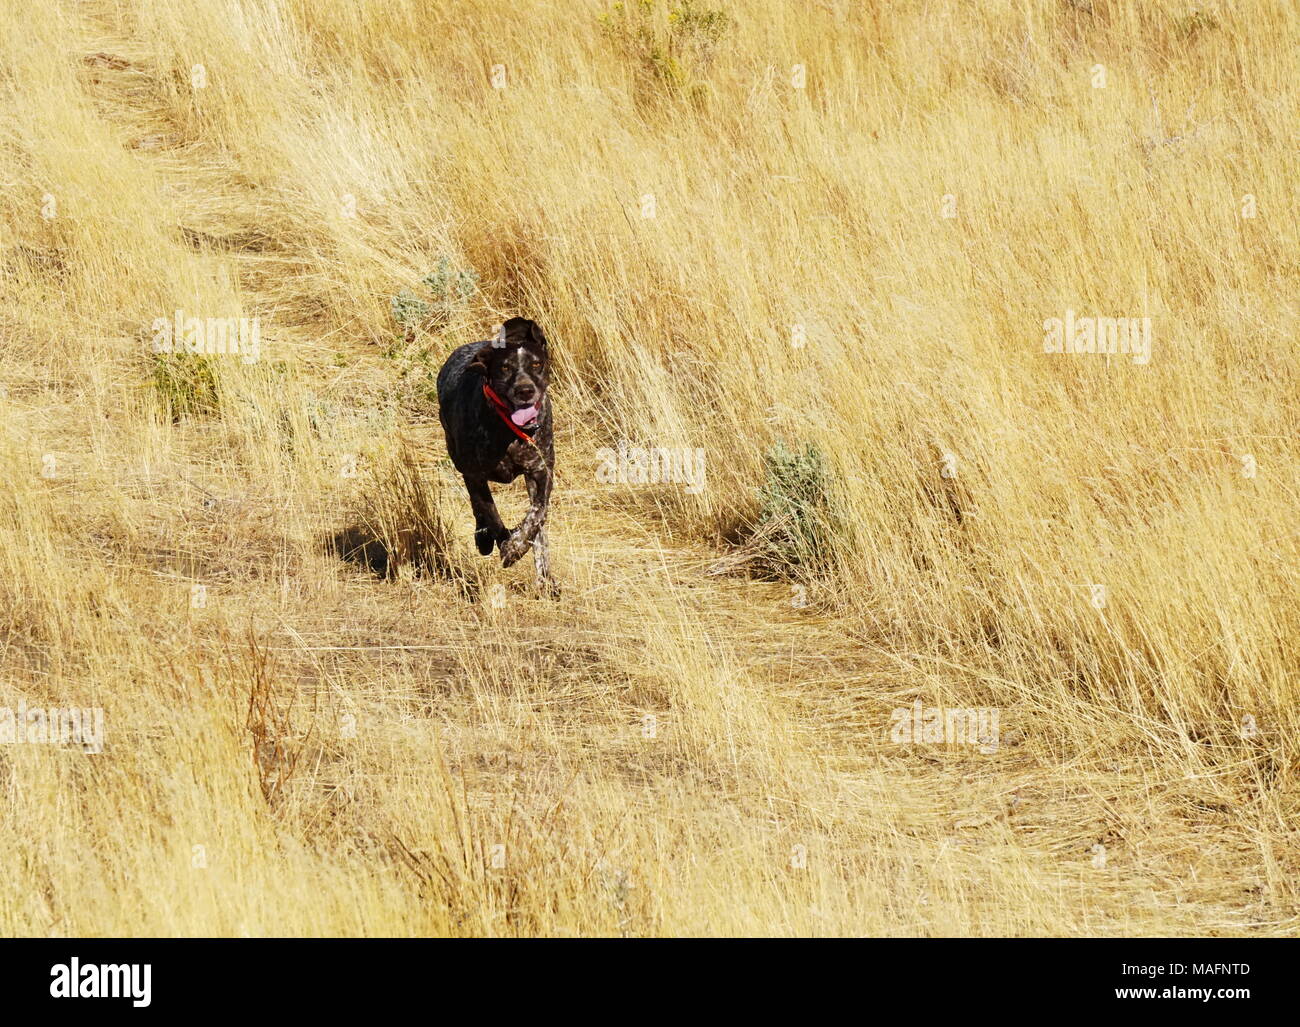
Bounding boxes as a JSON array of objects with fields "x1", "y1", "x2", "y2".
[{"x1": 436, "y1": 317, "x2": 556, "y2": 594}]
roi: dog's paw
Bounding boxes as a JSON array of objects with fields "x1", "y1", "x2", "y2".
[
  {"x1": 538, "y1": 577, "x2": 561, "y2": 600},
  {"x1": 475, "y1": 525, "x2": 507, "y2": 556},
  {"x1": 499, "y1": 532, "x2": 532, "y2": 567}
]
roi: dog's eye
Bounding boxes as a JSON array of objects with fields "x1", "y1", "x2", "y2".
[{"x1": 530, "y1": 362, "x2": 542, "y2": 371}]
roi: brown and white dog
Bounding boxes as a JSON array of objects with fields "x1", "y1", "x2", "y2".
[{"x1": 436, "y1": 317, "x2": 556, "y2": 595}]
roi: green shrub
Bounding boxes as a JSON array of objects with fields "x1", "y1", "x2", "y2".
[
  {"x1": 754, "y1": 440, "x2": 832, "y2": 575},
  {"x1": 421, "y1": 256, "x2": 478, "y2": 307},
  {"x1": 390, "y1": 290, "x2": 430, "y2": 341},
  {"x1": 151, "y1": 354, "x2": 220, "y2": 420},
  {"x1": 599, "y1": 0, "x2": 731, "y2": 101},
  {"x1": 389, "y1": 256, "x2": 479, "y2": 344}
]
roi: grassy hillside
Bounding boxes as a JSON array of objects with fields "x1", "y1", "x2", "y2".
[{"x1": 0, "y1": 0, "x2": 1296, "y2": 935}]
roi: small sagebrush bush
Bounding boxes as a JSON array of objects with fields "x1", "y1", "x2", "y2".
[
  {"x1": 379, "y1": 341, "x2": 442, "y2": 415},
  {"x1": 753, "y1": 440, "x2": 833, "y2": 576},
  {"x1": 385, "y1": 258, "x2": 480, "y2": 412},
  {"x1": 389, "y1": 290, "x2": 430, "y2": 340},
  {"x1": 599, "y1": 0, "x2": 731, "y2": 102},
  {"x1": 422, "y1": 257, "x2": 479, "y2": 307},
  {"x1": 150, "y1": 354, "x2": 220, "y2": 420},
  {"x1": 389, "y1": 256, "x2": 479, "y2": 344}
]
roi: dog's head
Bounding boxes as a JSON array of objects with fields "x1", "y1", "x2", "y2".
[{"x1": 468, "y1": 317, "x2": 549, "y2": 429}]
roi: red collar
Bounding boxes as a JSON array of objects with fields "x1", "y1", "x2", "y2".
[{"x1": 482, "y1": 382, "x2": 540, "y2": 448}]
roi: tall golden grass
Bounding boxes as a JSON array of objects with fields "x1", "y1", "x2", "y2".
[{"x1": 0, "y1": 0, "x2": 1296, "y2": 935}]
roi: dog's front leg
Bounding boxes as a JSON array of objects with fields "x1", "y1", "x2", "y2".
[
  {"x1": 532, "y1": 523, "x2": 559, "y2": 597},
  {"x1": 499, "y1": 465, "x2": 550, "y2": 569},
  {"x1": 463, "y1": 473, "x2": 508, "y2": 556}
]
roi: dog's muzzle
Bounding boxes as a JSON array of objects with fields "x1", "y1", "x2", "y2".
[{"x1": 483, "y1": 382, "x2": 543, "y2": 448}]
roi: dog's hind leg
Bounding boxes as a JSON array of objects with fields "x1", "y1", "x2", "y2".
[{"x1": 463, "y1": 474, "x2": 508, "y2": 556}]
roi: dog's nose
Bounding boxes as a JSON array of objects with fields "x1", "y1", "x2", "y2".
[{"x1": 514, "y1": 383, "x2": 536, "y2": 401}]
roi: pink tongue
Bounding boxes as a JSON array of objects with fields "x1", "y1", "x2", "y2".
[{"x1": 511, "y1": 405, "x2": 538, "y2": 426}]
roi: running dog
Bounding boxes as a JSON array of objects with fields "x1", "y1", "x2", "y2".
[{"x1": 436, "y1": 317, "x2": 556, "y2": 594}]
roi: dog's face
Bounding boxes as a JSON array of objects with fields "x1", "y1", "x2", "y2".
[{"x1": 470, "y1": 318, "x2": 549, "y2": 428}]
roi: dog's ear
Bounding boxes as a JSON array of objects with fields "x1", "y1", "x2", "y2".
[
  {"x1": 467, "y1": 343, "x2": 496, "y2": 376},
  {"x1": 503, "y1": 317, "x2": 547, "y2": 355},
  {"x1": 527, "y1": 320, "x2": 549, "y2": 355}
]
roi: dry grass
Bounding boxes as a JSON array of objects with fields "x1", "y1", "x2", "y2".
[{"x1": 0, "y1": 0, "x2": 1296, "y2": 936}]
